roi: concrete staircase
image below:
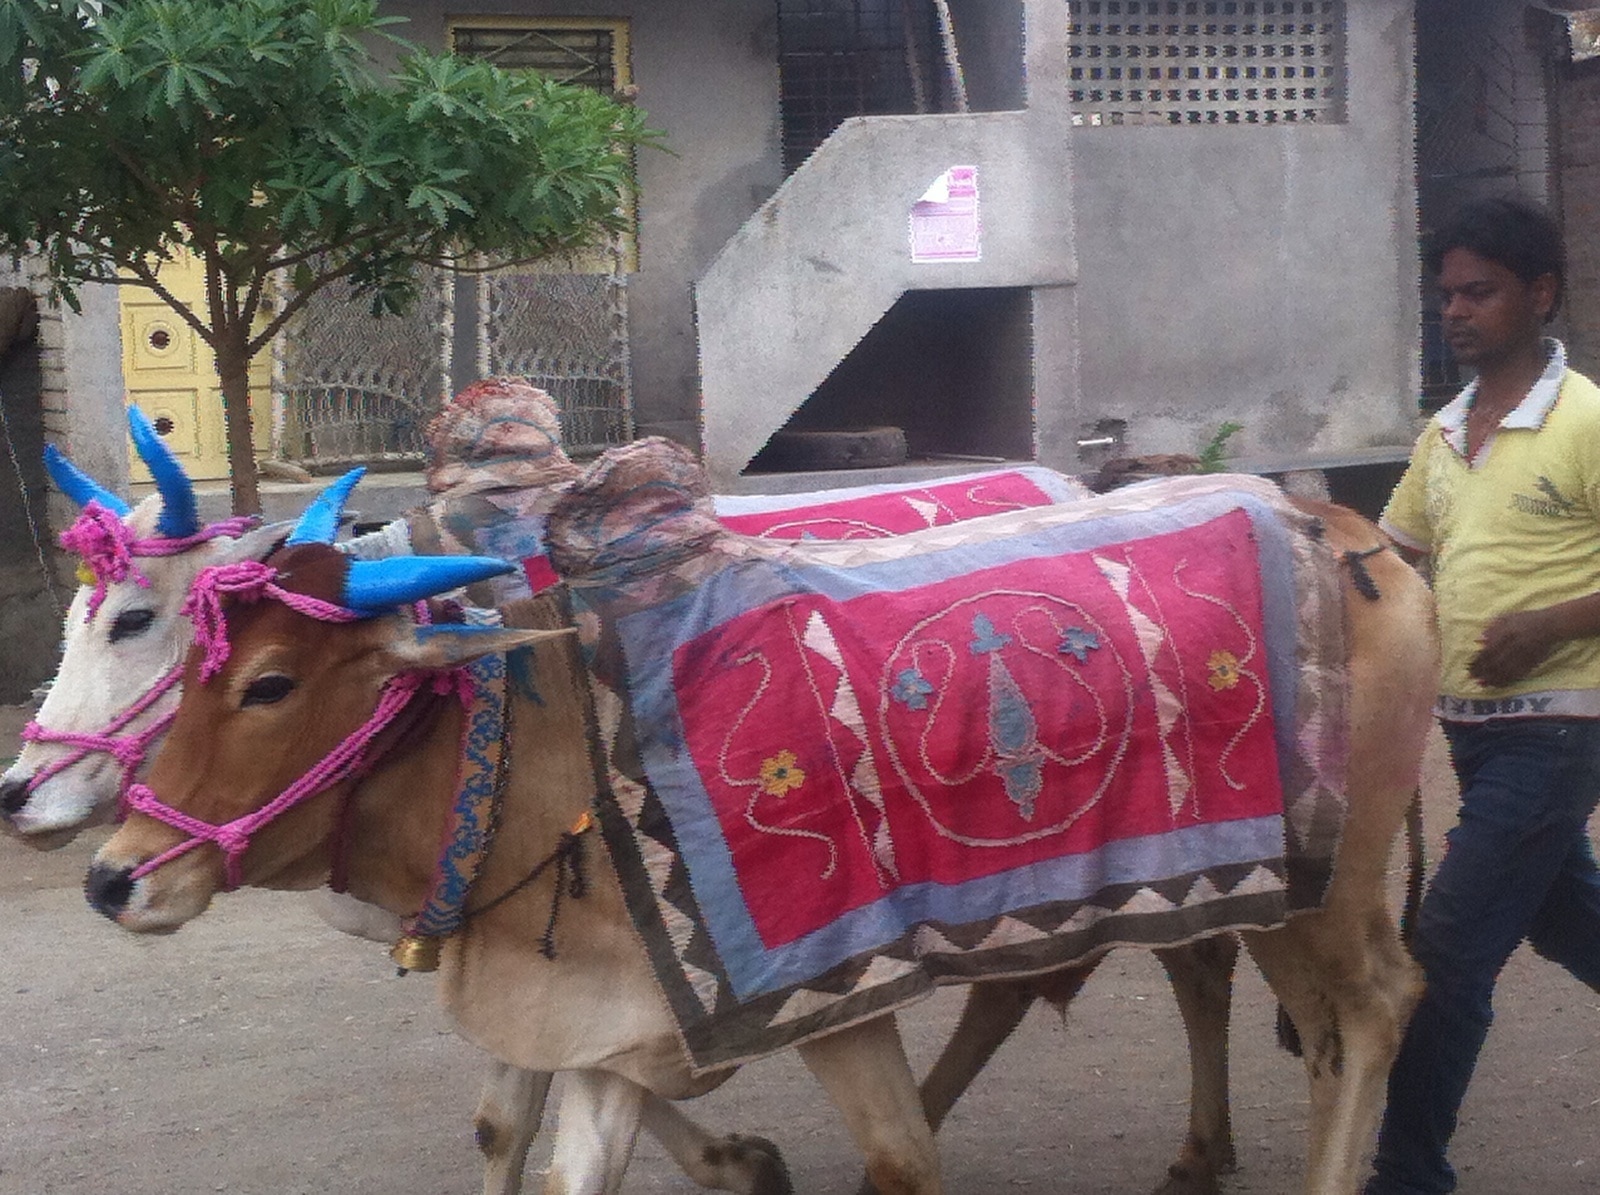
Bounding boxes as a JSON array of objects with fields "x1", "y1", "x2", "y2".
[{"x1": 695, "y1": 6, "x2": 1077, "y2": 488}]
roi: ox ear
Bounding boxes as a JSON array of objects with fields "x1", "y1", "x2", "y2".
[
  {"x1": 216, "y1": 520, "x2": 295, "y2": 565},
  {"x1": 385, "y1": 623, "x2": 574, "y2": 673}
]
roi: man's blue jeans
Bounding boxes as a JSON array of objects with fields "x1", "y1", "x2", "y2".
[{"x1": 1366, "y1": 717, "x2": 1600, "y2": 1194}]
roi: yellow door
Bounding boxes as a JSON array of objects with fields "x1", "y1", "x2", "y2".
[{"x1": 121, "y1": 251, "x2": 272, "y2": 483}]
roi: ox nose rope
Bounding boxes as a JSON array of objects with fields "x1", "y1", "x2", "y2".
[
  {"x1": 21, "y1": 666, "x2": 181, "y2": 815},
  {"x1": 18, "y1": 508, "x2": 262, "y2": 811}
]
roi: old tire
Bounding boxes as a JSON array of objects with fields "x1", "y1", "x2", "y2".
[{"x1": 751, "y1": 425, "x2": 908, "y2": 472}]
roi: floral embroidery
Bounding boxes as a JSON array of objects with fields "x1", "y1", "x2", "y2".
[
  {"x1": 892, "y1": 667, "x2": 934, "y2": 710},
  {"x1": 1058, "y1": 625, "x2": 1100, "y2": 663},
  {"x1": 969, "y1": 613, "x2": 1012, "y2": 654},
  {"x1": 1207, "y1": 649, "x2": 1241, "y2": 691},
  {"x1": 759, "y1": 749, "x2": 806, "y2": 796}
]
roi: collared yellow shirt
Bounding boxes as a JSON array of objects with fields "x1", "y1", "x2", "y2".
[{"x1": 1382, "y1": 347, "x2": 1600, "y2": 720}]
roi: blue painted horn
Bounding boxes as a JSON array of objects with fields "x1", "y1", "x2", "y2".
[
  {"x1": 285, "y1": 468, "x2": 367, "y2": 546},
  {"x1": 127, "y1": 406, "x2": 198, "y2": 540},
  {"x1": 342, "y1": 556, "x2": 515, "y2": 616},
  {"x1": 42, "y1": 444, "x2": 132, "y2": 516}
]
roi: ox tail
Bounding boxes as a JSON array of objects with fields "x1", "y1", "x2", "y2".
[
  {"x1": 1274, "y1": 786, "x2": 1426, "y2": 1059},
  {"x1": 1400, "y1": 786, "x2": 1425, "y2": 948}
]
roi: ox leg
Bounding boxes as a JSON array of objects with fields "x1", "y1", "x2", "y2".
[
  {"x1": 855, "y1": 974, "x2": 1063, "y2": 1195},
  {"x1": 920, "y1": 977, "x2": 1044, "y2": 1131},
  {"x1": 543, "y1": 1071, "x2": 646, "y2": 1195},
  {"x1": 476, "y1": 1061, "x2": 554, "y2": 1195},
  {"x1": 1152, "y1": 935, "x2": 1240, "y2": 1195},
  {"x1": 1242, "y1": 913, "x2": 1422, "y2": 1194},
  {"x1": 799, "y1": 1015, "x2": 942, "y2": 1195},
  {"x1": 637, "y1": 1093, "x2": 794, "y2": 1194}
]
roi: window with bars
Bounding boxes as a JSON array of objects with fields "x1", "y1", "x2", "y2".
[
  {"x1": 778, "y1": 0, "x2": 947, "y2": 174},
  {"x1": 451, "y1": 24, "x2": 620, "y2": 90},
  {"x1": 449, "y1": 19, "x2": 636, "y2": 272},
  {"x1": 1067, "y1": 0, "x2": 1347, "y2": 126}
]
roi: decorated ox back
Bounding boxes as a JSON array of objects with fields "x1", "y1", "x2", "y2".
[
  {"x1": 543, "y1": 438, "x2": 1355, "y2": 1071},
  {"x1": 0, "y1": 410, "x2": 289, "y2": 838}
]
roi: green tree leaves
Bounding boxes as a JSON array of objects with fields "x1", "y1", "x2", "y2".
[{"x1": 0, "y1": 0, "x2": 658, "y2": 512}]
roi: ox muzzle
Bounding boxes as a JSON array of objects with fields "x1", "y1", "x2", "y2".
[{"x1": 84, "y1": 860, "x2": 137, "y2": 919}]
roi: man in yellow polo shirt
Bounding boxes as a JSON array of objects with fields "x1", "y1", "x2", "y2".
[{"x1": 1365, "y1": 196, "x2": 1600, "y2": 1193}]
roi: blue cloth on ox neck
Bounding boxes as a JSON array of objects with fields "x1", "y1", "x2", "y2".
[{"x1": 399, "y1": 650, "x2": 510, "y2": 954}]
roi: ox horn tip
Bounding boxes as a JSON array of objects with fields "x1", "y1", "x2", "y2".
[
  {"x1": 285, "y1": 467, "x2": 367, "y2": 547},
  {"x1": 43, "y1": 443, "x2": 132, "y2": 516},
  {"x1": 127, "y1": 406, "x2": 198, "y2": 540}
]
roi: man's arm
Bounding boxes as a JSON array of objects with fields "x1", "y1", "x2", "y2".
[{"x1": 1468, "y1": 593, "x2": 1600, "y2": 687}]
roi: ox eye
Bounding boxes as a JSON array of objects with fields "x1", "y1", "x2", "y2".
[
  {"x1": 241, "y1": 674, "x2": 297, "y2": 708},
  {"x1": 109, "y1": 608, "x2": 156, "y2": 643}
]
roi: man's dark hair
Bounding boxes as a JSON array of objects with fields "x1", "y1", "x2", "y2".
[{"x1": 1424, "y1": 195, "x2": 1566, "y2": 319}]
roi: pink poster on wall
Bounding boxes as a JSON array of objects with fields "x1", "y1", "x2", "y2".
[{"x1": 910, "y1": 165, "x2": 981, "y2": 263}]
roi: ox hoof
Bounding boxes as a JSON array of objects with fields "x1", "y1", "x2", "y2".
[{"x1": 725, "y1": 1134, "x2": 793, "y2": 1195}]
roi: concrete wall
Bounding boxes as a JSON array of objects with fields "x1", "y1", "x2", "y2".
[
  {"x1": 1553, "y1": 55, "x2": 1600, "y2": 377},
  {"x1": 389, "y1": 0, "x2": 785, "y2": 446},
  {"x1": 697, "y1": 0, "x2": 1077, "y2": 483},
  {"x1": 698, "y1": 105, "x2": 1078, "y2": 482},
  {"x1": 1068, "y1": 0, "x2": 1422, "y2": 472},
  {"x1": 0, "y1": 269, "x2": 126, "y2": 701},
  {"x1": 0, "y1": 270, "x2": 60, "y2": 702}
]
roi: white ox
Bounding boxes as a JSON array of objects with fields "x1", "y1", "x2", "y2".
[
  {"x1": 84, "y1": 443, "x2": 1437, "y2": 1194},
  {"x1": 15, "y1": 413, "x2": 1254, "y2": 1194}
]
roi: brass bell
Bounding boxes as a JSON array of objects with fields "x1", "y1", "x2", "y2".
[{"x1": 389, "y1": 935, "x2": 442, "y2": 975}]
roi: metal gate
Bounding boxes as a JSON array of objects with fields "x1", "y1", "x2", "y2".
[
  {"x1": 274, "y1": 18, "x2": 638, "y2": 468},
  {"x1": 274, "y1": 271, "x2": 451, "y2": 466}
]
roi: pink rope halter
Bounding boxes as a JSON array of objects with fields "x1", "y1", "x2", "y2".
[
  {"x1": 59, "y1": 500, "x2": 257, "y2": 620},
  {"x1": 20, "y1": 508, "x2": 262, "y2": 812},
  {"x1": 22, "y1": 669, "x2": 182, "y2": 819},
  {"x1": 124, "y1": 563, "x2": 471, "y2": 891},
  {"x1": 180, "y1": 559, "x2": 360, "y2": 681}
]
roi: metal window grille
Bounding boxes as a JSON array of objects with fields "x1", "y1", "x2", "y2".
[
  {"x1": 778, "y1": 0, "x2": 946, "y2": 173},
  {"x1": 1067, "y1": 0, "x2": 1347, "y2": 126},
  {"x1": 451, "y1": 25, "x2": 618, "y2": 89},
  {"x1": 455, "y1": 21, "x2": 635, "y2": 454},
  {"x1": 275, "y1": 270, "x2": 452, "y2": 467}
]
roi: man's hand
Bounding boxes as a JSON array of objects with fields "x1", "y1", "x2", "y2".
[{"x1": 1469, "y1": 609, "x2": 1558, "y2": 688}]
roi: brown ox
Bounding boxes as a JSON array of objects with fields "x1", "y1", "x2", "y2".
[{"x1": 87, "y1": 472, "x2": 1436, "y2": 1195}]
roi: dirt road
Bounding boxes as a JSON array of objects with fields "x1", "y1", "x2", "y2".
[{"x1": 3, "y1": 709, "x2": 1596, "y2": 1194}]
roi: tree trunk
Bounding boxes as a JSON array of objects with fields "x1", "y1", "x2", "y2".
[{"x1": 214, "y1": 331, "x2": 261, "y2": 516}]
